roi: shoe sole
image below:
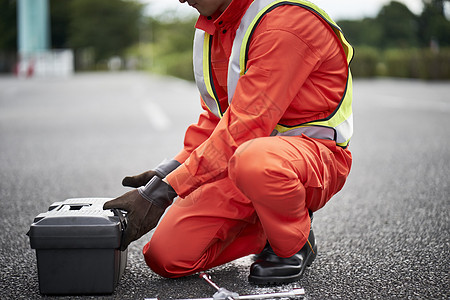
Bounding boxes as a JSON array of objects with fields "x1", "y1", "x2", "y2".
[{"x1": 248, "y1": 244, "x2": 318, "y2": 285}]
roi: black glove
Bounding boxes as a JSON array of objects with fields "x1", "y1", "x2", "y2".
[
  {"x1": 122, "y1": 159, "x2": 181, "y2": 188},
  {"x1": 103, "y1": 159, "x2": 181, "y2": 250},
  {"x1": 103, "y1": 189, "x2": 165, "y2": 251}
]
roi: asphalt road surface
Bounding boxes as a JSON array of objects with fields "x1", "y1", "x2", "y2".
[{"x1": 0, "y1": 72, "x2": 448, "y2": 299}]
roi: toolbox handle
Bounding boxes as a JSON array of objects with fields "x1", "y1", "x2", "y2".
[
  {"x1": 111, "y1": 209, "x2": 127, "y2": 231},
  {"x1": 111, "y1": 209, "x2": 128, "y2": 251}
]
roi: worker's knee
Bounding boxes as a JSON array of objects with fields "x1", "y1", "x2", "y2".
[
  {"x1": 143, "y1": 239, "x2": 191, "y2": 278},
  {"x1": 229, "y1": 139, "x2": 262, "y2": 190},
  {"x1": 229, "y1": 138, "x2": 294, "y2": 200},
  {"x1": 143, "y1": 241, "x2": 173, "y2": 278}
]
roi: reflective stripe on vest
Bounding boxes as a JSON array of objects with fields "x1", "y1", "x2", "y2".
[
  {"x1": 193, "y1": 0, "x2": 354, "y2": 147},
  {"x1": 193, "y1": 30, "x2": 223, "y2": 117}
]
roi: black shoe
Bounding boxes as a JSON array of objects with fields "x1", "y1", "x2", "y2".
[{"x1": 248, "y1": 228, "x2": 317, "y2": 284}]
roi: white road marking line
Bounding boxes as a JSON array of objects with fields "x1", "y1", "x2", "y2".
[
  {"x1": 141, "y1": 100, "x2": 171, "y2": 131},
  {"x1": 132, "y1": 83, "x2": 172, "y2": 131}
]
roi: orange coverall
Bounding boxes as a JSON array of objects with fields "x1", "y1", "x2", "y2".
[{"x1": 144, "y1": 0, "x2": 353, "y2": 278}]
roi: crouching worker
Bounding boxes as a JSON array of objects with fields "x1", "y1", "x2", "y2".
[{"x1": 104, "y1": 0, "x2": 354, "y2": 284}]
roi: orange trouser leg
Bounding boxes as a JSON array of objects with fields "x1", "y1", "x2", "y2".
[
  {"x1": 229, "y1": 135, "x2": 352, "y2": 257},
  {"x1": 143, "y1": 177, "x2": 266, "y2": 278},
  {"x1": 145, "y1": 135, "x2": 351, "y2": 277}
]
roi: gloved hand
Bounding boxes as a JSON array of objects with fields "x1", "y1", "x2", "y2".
[
  {"x1": 103, "y1": 159, "x2": 181, "y2": 250},
  {"x1": 103, "y1": 189, "x2": 166, "y2": 251}
]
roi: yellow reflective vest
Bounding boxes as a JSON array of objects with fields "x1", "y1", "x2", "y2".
[{"x1": 193, "y1": 0, "x2": 354, "y2": 147}]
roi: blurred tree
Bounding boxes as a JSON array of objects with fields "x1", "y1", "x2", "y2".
[
  {"x1": 424, "y1": 0, "x2": 446, "y2": 14},
  {"x1": 68, "y1": 0, "x2": 143, "y2": 62},
  {"x1": 50, "y1": 0, "x2": 72, "y2": 49},
  {"x1": 338, "y1": 18, "x2": 383, "y2": 47},
  {"x1": 149, "y1": 15, "x2": 196, "y2": 54},
  {"x1": 0, "y1": 0, "x2": 17, "y2": 52},
  {"x1": 0, "y1": 0, "x2": 17, "y2": 72},
  {"x1": 419, "y1": 0, "x2": 450, "y2": 47},
  {"x1": 142, "y1": 14, "x2": 197, "y2": 80},
  {"x1": 376, "y1": 1, "x2": 419, "y2": 48}
]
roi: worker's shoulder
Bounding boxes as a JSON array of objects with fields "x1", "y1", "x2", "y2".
[
  {"x1": 255, "y1": 5, "x2": 336, "y2": 43},
  {"x1": 253, "y1": 5, "x2": 340, "y2": 57}
]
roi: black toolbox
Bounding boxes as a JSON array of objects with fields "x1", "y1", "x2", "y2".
[{"x1": 28, "y1": 198, "x2": 128, "y2": 295}]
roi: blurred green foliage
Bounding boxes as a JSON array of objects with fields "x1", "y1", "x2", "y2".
[
  {"x1": 339, "y1": 0, "x2": 450, "y2": 49},
  {"x1": 353, "y1": 47, "x2": 450, "y2": 79},
  {"x1": 0, "y1": 0, "x2": 17, "y2": 52},
  {"x1": 350, "y1": 47, "x2": 380, "y2": 78},
  {"x1": 126, "y1": 14, "x2": 196, "y2": 80},
  {"x1": 0, "y1": 0, "x2": 17, "y2": 72},
  {"x1": 69, "y1": 0, "x2": 142, "y2": 64},
  {"x1": 339, "y1": 0, "x2": 450, "y2": 80}
]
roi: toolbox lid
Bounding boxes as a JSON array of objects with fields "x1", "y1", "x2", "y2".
[{"x1": 28, "y1": 198, "x2": 126, "y2": 249}]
